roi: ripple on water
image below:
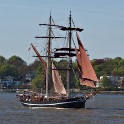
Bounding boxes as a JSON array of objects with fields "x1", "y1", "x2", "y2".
[{"x1": 0, "y1": 93, "x2": 124, "y2": 124}]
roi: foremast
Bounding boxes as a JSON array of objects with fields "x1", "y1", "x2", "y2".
[
  {"x1": 60, "y1": 11, "x2": 83, "y2": 98},
  {"x1": 67, "y1": 12, "x2": 72, "y2": 98}
]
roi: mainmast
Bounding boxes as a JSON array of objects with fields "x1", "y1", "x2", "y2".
[
  {"x1": 35, "y1": 14, "x2": 52, "y2": 99},
  {"x1": 45, "y1": 13, "x2": 52, "y2": 99},
  {"x1": 35, "y1": 13, "x2": 65, "y2": 99}
]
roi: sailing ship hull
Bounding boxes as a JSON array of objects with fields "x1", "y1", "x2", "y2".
[{"x1": 21, "y1": 97, "x2": 86, "y2": 109}]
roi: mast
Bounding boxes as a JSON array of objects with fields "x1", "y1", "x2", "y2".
[
  {"x1": 58, "y1": 11, "x2": 83, "y2": 98},
  {"x1": 35, "y1": 12, "x2": 83, "y2": 99},
  {"x1": 67, "y1": 11, "x2": 72, "y2": 98},
  {"x1": 35, "y1": 13, "x2": 65, "y2": 99},
  {"x1": 46, "y1": 13, "x2": 52, "y2": 99},
  {"x1": 35, "y1": 14, "x2": 52, "y2": 99}
]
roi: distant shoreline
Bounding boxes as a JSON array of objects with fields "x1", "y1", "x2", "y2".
[
  {"x1": 0, "y1": 89, "x2": 124, "y2": 95},
  {"x1": 99, "y1": 91, "x2": 124, "y2": 94}
]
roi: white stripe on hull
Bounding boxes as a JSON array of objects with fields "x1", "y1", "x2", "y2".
[{"x1": 22, "y1": 100, "x2": 84, "y2": 107}]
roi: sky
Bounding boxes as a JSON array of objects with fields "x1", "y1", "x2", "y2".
[{"x1": 0, "y1": 0, "x2": 124, "y2": 64}]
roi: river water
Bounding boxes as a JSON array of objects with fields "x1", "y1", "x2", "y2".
[{"x1": 0, "y1": 92, "x2": 124, "y2": 124}]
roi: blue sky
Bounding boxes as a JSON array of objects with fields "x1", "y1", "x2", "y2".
[{"x1": 0, "y1": 0, "x2": 124, "y2": 64}]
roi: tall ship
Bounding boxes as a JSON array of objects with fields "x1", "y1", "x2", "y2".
[{"x1": 19, "y1": 12, "x2": 98, "y2": 108}]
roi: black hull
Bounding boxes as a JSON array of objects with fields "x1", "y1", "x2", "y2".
[{"x1": 21, "y1": 97, "x2": 86, "y2": 109}]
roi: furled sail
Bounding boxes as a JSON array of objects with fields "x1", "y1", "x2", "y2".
[
  {"x1": 52, "y1": 62, "x2": 66, "y2": 95},
  {"x1": 75, "y1": 32, "x2": 98, "y2": 88}
]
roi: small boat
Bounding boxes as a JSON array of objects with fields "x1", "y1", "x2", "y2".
[{"x1": 19, "y1": 12, "x2": 98, "y2": 109}]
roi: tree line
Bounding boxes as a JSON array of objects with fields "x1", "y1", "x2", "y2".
[{"x1": 0, "y1": 55, "x2": 124, "y2": 91}]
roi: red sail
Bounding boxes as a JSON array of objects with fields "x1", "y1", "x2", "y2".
[
  {"x1": 75, "y1": 32, "x2": 98, "y2": 88},
  {"x1": 31, "y1": 43, "x2": 46, "y2": 69},
  {"x1": 75, "y1": 46, "x2": 96, "y2": 88},
  {"x1": 31, "y1": 43, "x2": 46, "y2": 81},
  {"x1": 52, "y1": 62, "x2": 66, "y2": 95}
]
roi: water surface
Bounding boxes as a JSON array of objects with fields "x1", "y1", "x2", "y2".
[{"x1": 0, "y1": 93, "x2": 124, "y2": 124}]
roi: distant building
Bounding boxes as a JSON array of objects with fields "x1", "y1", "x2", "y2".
[
  {"x1": 100, "y1": 75, "x2": 124, "y2": 89},
  {"x1": 96, "y1": 82, "x2": 103, "y2": 88},
  {"x1": 0, "y1": 76, "x2": 21, "y2": 89},
  {"x1": 25, "y1": 74, "x2": 34, "y2": 81}
]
